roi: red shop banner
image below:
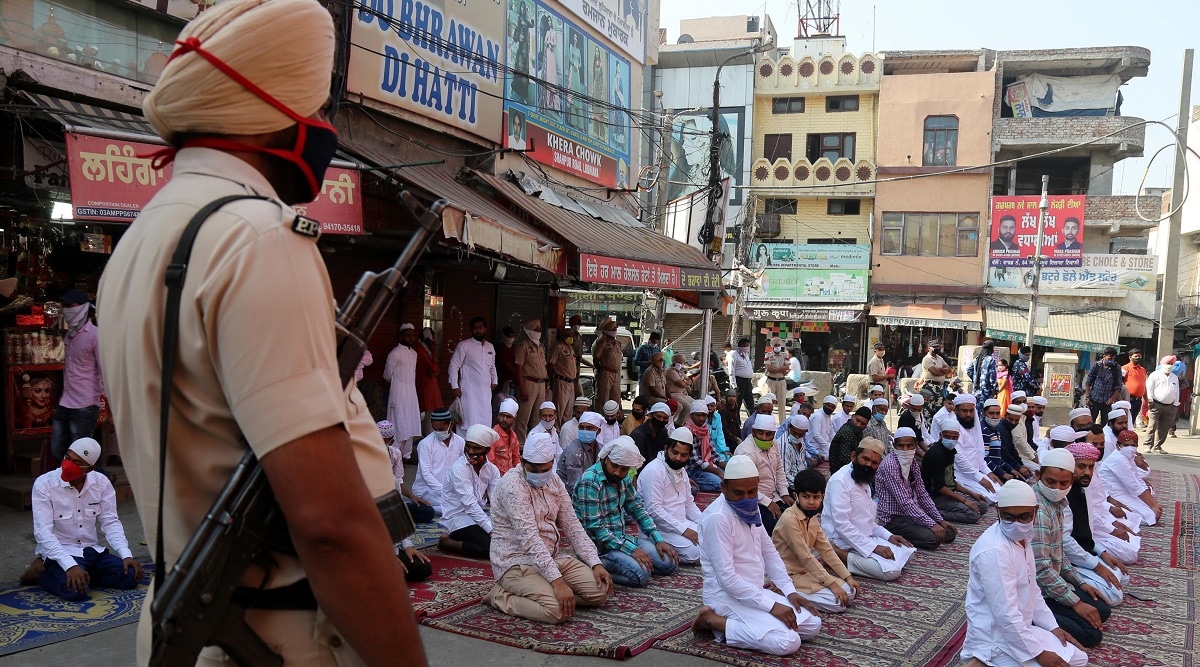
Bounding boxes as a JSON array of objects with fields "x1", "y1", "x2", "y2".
[
  {"x1": 581, "y1": 253, "x2": 680, "y2": 289},
  {"x1": 65, "y1": 132, "x2": 363, "y2": 234},
  {"x1": 989, "y1": 195, "x2": 1086, "y2": 268},
  {"x1": 516, "y1": 119, "x2": 622, "y2": 188}
]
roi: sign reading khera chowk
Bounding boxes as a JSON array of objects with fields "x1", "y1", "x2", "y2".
[{"x1": 989, "y1": 195, "x2": 1086, "y2": 268}]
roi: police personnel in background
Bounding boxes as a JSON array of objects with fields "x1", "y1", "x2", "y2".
[{"x1": 96, "y1": 1, "x2": 425, "y2": 664}]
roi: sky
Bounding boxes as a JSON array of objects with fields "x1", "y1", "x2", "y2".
[{"x1": 657, "y1": 0, "x2": 1199, "y2": 195}]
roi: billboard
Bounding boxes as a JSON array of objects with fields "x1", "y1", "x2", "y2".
[
  {"x1": 504, "y1": 0, "x2": 632, "y2": 188},
  {"x1": 988, "y1": 254, "x2": 1157, "y2": 291},
  {"x1": 349, "y1": 0, "x2": 506, "y2": 143},
  {"x1": 745, "y1": 243, "x2": 870, "y2": 303},
  {"x1": 665, "y1": 107, "x2": 745, "y2": 206},
  {"x1": 66, "y1": 132, "x2": 171, "y2": 221},
  {"x1": 989, "y1": 195, "x2": 1086, "y2": 268},
  {"x1": 558, "y1": 0, "x2": 647, "y2": 63}
]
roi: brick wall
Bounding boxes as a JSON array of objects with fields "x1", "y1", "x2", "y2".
[
  {"x1": 754, "y1": 196, "x2": 872, "y2": 241},
  {"x1": 753, "y1": 91, "x2": 878, "y2": 163},
  {"x1": 992, "y1": 116, "x2": 1146, "y2": 155},
  {"x1": 1084, "y1": 194, "x2": 1162, "y2": 227}
]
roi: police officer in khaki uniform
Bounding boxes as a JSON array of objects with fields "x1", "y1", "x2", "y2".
[
  {"x1": 765, "y1": 337, "x2": 791, "y2": 424},
  {"x1": 549, "y1": 327, "x2": 577, "y2": 424},
  {"x1": 514, "y1": 319, "x2": 549, "y2": 439},
  {"x1": 592, "y1": 319, "x2": 624, "y2": 406},
  {"x1": 96, "y1": 1, "x2": 425, "y2": 664}
]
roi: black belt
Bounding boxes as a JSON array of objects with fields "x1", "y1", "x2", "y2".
[
  {"x1": 767, "y1": 375, "x2": 787, "y2": 381},
  {"x1": 233, "y1": 578, "x2": 318, "y2": 610},
  {"x1": 552, "y1": 373, "x2": 576, "y2": 382}
]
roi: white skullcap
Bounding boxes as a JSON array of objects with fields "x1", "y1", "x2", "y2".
[
  {"x1": 579, "y1": 411, "x2": 605, "y2": 429},
  {"x1": 858, "y1": 438, "x2": 886, "y2": 456},
  {"x1": 669, "y1": 428, "x2": 694, "y2": 444},
  {"x1": 953, "y1": 394, "x2": 977, "y2": 406},
  {"x1": 690, "y1": 400, "x2": 709, "y2": 414},
  {"x1": 523, "y1": 432, "x2": 557, "y2": 464},
  {"x1": 1041, "y1": 447, "x2": 1077, "y2": 472},
  {"x1": 649, "y1": 402, "x2": 671, "y2": 416},
  {"x1": 1010, "y1": 391, "x2": 1027, "y2": 400},
  {"x1": 758, "y1": 394, "x2": 775, "y2": 405},
  {"x1": 893, "y1": 427, "x2": 917, "y2": 440},
  {"x1": 871, "y1": 384, "x2": 885, "y2": 393},
  {"x1": 68, "y1": 437, "x2": 101, "y2": 466},
  {"x1": 1007, "y1": 403, "x2": 1027, "y2": 414},
  {"x1": 908, "y1": 394, "x2": 925, "y2": 406},
  {"x1": 499, "y1": 398, "x2": 519, "y2": 416},
  {"x1": 841, "y1": 394, "x2": 857, "y2": 403},
  {"x1": 1107, "y1": 409, "x2": 1127, "y2": 421},
  {"x1": 822, "y1": 395, "x2": 839, "y2": 405},
  {"x1": 1112, "y1": 401, "x2": 1132, "y2": 411},
  {"x1": 936, "y1": 414, "x2": 961, "y2": 434},
  {"x1": 997, "y1": 480, "x2": 1037, "y2": 507},
  {"x1": 983, "y1": 398, "x2": 1001, "y2": 409},
  {"x1": 1068, "y1": 407, "x2": 1092, "y2": 421},
  {"x1": 598, "y1": 436, "x2": 645, "y2": 468},
  {"x1": 399, "y1": 323, "x2": 415, "y2": 332},
  {"x1": 872, "y1": 398, "x2": 889, "y2": 407},
  {"x1": 144, "y1": 0, "x2": 334, "y2": 144},
  {"x1": 1049, "y1": 425, "x2": 1082, "y2": 442},
  {"x1": 465, "y1": 424, "x2": 499, "y2": 448},
  {"x1": 1031, "y1": 396, "x2": 1048, "y2": 406},
  {"x1": 752, "y1": 414, "x2": 778, "y2": 431},
  {"x1": 724, "y1": 455, "x2": 759, "y2": 480},
  {"x1": 704, "y1": 395, "x2": 718, "y2": 406},
  {"x1": 602, "y1": 400, "x2": 620, "y2": 415},
  {"x1": 539, "y1": 401, "x2": 557, "y2": 412},
  {"x1": 789, "y1": 414, "x2": 810, "y2": 430},
  {"x1": 575, "y1": 396, "x2": 592, "y2": 407}
]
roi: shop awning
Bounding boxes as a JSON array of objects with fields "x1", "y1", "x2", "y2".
[
  {"x1": 985, "y1": 306, "x2": 1121, "y2": 353},
  {"x1": 19, "y1": 91, "x2": 158, "y2": 139},
  {"x1": 469, "y1": 170, "x2": 722, "y2": 293},
  {"x1": 336, "y1": 142, "x2": 563, "y2": 267},
  {"x1": 871, "y1": 303, "x2": 983, "y2": 330},
  {"x1": 744, "y1": 303, "x2": 865, "y2": 322}
]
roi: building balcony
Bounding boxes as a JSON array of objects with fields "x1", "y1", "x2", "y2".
[
  {"x1": 993, "y1": 116, "x2": 1146, "y2": 160},
  {"x1": 755, "y1": 52, "x2": 881, "y2": 94},
  {"x1": 1085, "y1": 193, "x2": 1162, "y2": 232},
  {"x1": 749, "y1": 156, "x2": 875, "y2": 196}
]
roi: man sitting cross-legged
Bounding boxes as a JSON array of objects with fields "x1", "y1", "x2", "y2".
[
  {"x1": 772, "y1": 469, "x2": 860, "y2": 613},
  {"x1": 438, "y1": 424, "x2": 502, "y2": 560},
  {"x1": 691, "y1": 455, "x2": 822, "y2": 656},
  {"x1": 638, "y1": 428, "x2": 705, "y2": 564},
  {"x1": 876, "y1": 427, "x2": 958, "y2": 550}
]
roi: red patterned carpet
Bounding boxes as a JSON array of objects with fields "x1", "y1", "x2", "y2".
[{"x1": 408, "y1": 552, "x2": 494, "y2": 619}]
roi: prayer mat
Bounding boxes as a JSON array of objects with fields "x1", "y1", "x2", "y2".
[
  {"x1": 420, "y1": 565, "x2": 706, "y2": 659},
  {"x1": 408, "y1": 553, "x2": 495, "y2": 619},
  {"x1": 657, "y1": 517, "x2": 995, "y2": 667},
  {"x1": 1171, "y1": 501, "x2": 1200, "y2": 570},
  {"x1": 0, "y1": 564, "x2": 152, "y2": 656},
  {"x1": 409, "y1": 518, "x2": 448, "y2": 549},
  {"x1": 695, "y1": 492, "x2": 719, "y2": 511}
]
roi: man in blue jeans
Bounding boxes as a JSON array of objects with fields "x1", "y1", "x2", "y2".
[
  {"x1": 572, "y1": 436, "x2": 679, "y2": 587},
  {"x1": 28, "y1": 438, "x2": 141, "y2": 600},
  {"x1": 50, "y1": 289, "x2": 103, "y2": 463}
]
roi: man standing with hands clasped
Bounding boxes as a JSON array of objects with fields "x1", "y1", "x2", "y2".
[
  {"x1": 98, "y1": 1, "x2": 425, "y2": 661},
  {"x1": 449, "y1": 317, "x2": 500, "y2": 435}
]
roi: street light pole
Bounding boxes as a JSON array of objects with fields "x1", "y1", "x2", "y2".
[
  {"x1": 1025, "y1": 175, "x2": 1049, "y2": 349},
  {"x1": 698, "y1": 40, "x2": 772, "y2": 395}
]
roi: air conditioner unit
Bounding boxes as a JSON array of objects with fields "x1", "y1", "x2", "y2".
[{"x1": 756, "y1": 214, "x2": 781, "y2": 238}]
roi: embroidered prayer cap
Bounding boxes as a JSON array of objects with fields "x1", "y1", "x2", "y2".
[
  {"x1": 603, "y1": 400, "x2": 621, "y2": 416},
  {"x1": 498, "y1": 398, "x2": 519, "y2": 416},
  {"x1": 1067, "y1": 407, "x2": 1092, "y2": 421},
  {"x1": 465, "y1": 424, "x2": 499, "y2": 448},
  {"x1": 579, "y1": 411, "x2": 605, "y2": 429},
  {"x1": 857, "y1": 438, "x2": 886, "y2": 456},
  {"x1": 1006, "y1": 403, "x2": 1027, "y2": 414},
  {"x1": 376, "y1": 420, "x2": 395, "y2": 439},
  {"x1": 68, "y1": 438, "x2": 101, "y2": 466},
  {"x1": 1041, "y1": 448, "x2": 1076, "y2": 472},
  {"x1": 997, "y1": 480, "x2": 1036, "y2": 507},
  {"x1": 1117, "y1": 429, "x2": 1140, "y2": 445},
  {"x1": 1066, "y1": 442, "x2": 1100, "y2": 462},
  {"x1": 649, "y1": 402, "x2": 671, "y2": 417},
  {"x1": 1049, "y1": 425, "x2": 1082, "y2": 443},
  {"x1": 789, "y1": 414, "x2": 809, "y2": 430},
  {"x1": 598, "y1": 436, "x2": 644, "y2": 468},
  {"x1": 871, "y1": 398, "x2": 889, "y2": 407},
  {"x1": 893, "y1": 427, "x2": 916, "y2": 440},
  {"x1": 953, "y1": 394, "x2": 977, "y2": 406},
  {"x1": 575, "y1": 396, "x2": 593, "y2": 407},
  {"x1": 724, "y1": 455, "x2": 759, "y2": 480},
  {"x1": 690, "y1": 401, "x2": 709, "y2": 415},
  {"x1": 752, "y1": 414, "x2": 778, "y2": 431}
]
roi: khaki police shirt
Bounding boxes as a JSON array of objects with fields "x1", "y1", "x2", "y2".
[
  {"x1": 97, "y1": 149, "x2": 394, "y2": 654},
  {"x1": 549, "y1": 341, "x2": 576, "y2": 379},
  {"x1": 515, "y1": 338, "x2": 548, "y2": 381}
]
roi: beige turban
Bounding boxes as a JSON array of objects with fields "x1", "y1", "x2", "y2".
[{"x1": 143, "y1": 0, "x2": 334, "y2": 144}]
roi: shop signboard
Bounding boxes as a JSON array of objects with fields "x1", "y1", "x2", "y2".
[
  {"x1": 744, "y1": 243, "x2": 870, "y2": 303},
  {"x1": 580, "y1": 253, "x2": 719, "y2": 290},
  {"x1": 987, "y1": 329, "x2": 1115, "y2": 354},
  {"x1": 989, "y1": 195, "x2": 1086, "y2": 268},
  {"x1": 65, "y1": 132, "x2": 171, "y2": 222},
  {"x1": 987, "y1": 253, "x2": 1156, "y2": 291},
  {"x1": 743, "y1": 305, "x2": 864, "y2": 322},
  {"x1": 293, "y1": 168, "x2": 365, "y2": 235},
  {"x1": 348, "y1": 0, "x2": 506, "y2": 143},
  {"x1": 504, "y1": 0, "x2": 633, "y2": 188},
  {"x1": 557, "y1": 0, "x2": 646, "y2": 63}
]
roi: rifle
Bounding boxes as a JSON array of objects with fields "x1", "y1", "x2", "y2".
[{"x1": 150, "y1": 192, "x2": 446, "y2": 666}]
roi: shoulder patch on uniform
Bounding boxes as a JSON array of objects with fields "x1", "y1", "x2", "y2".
[{"x1": 291, "y1": 214, "x2": 322, "y2": 239}]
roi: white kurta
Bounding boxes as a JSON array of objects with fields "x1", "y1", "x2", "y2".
[
  {"x1": 1097, "y1": 447, "x2": 1157, "y2": 525},
  {"x1": 447, "y1": 337, "x2": 498, "y2": 431},
  {"x1": 808, "y1": 409, "x2": 836, "y2": 458},
  {"x1": 410, "y1": 431, "x2": 466, "y2": 513},
  {"x1": 1102, "y1": 426, "x2": 1118, "y2": 460},
  {"x1": 831, "y1": 409, "x2": 852, "y2": 433},
  {"x1": 598, "y1": 419, "x2": 622, "y2": 447},
  {"x1": 440, "y1": 455, "x2": 501, "y2": 534},
  {"x1": 638, "y1": 453, "x2": 703, "y2": 562},
  {"x1": 821, "y1": 465, "x2": 915, "y2": 578},
  {"x1": 954, "y1": 417, "x2": 998, "y2": 502},
  {"x1": 1063, "y1": 502, "x2": 1128, "y2": 606},
  {"x1": 699, "y1": 495, "x2": 820, "y2": 656},
  {"x1": 929, "y1": 407, "x2": 954, "y2": 440},
  {"x1": 383, "y1": 344, "x2": 422, "y2": 441},
  {"x1": 1085, "y1": 478, "x2": 1141, "y2": 564},
  {"x1": 962, "y1": 523, "x2": 1088, "y2": 667}
]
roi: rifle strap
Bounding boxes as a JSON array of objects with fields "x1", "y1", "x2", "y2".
[{"x1": 156, "y1": 195, "x2": 268, "y2": 593}]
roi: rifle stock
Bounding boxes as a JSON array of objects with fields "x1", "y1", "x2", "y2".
[{"x1": 150, "y1": 193, "x2": 446, "y2": 666}]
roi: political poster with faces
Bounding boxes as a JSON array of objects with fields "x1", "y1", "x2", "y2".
[{"x1": 989, "y1": 195, "x2": 1086, "y2": 268}]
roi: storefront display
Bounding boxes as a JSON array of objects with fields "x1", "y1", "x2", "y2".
[{"x1": 752, "y1": 320, "x2": 862, "y2": 374}]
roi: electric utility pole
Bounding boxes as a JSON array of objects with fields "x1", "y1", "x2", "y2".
[
  {"x1": 1025, "y1": 175, "x2": 1049, "y2": 348},
  {"x1": 1156, "y1": 49, "x2": 1193, "y2": 362}
]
